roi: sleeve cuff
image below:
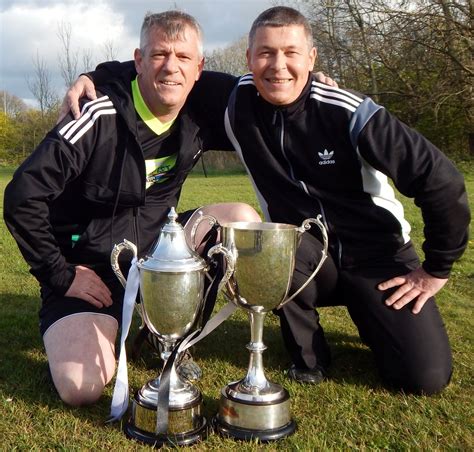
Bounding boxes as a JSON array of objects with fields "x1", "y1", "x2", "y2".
[
  {"x1": 422, "y1": 262, "x2": 450, "y2": 279},
  {"x1": 47, "y1": 264, "x2": 76, "y2": 296}
]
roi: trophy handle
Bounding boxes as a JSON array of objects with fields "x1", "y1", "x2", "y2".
[
  {"x1": 110, "y1": 239, "x2": 138, "y2": 288},
  {"x1": 277, "y1": 215, "x2": 328, "y2": 309},
  {"x1": 207, "y1": 243, "x2": 236, "y2": 300},
  {"x1": 190, "y1": 211, "x2": 218, "y2": 251}
]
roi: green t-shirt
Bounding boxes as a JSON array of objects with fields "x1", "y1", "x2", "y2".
[{"x1": 132, "y1": 77, "x2": 178, "y2": 189}]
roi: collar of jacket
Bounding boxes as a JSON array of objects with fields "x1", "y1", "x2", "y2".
[{"x1": 96, "y1": 68, "x2": 201, "y2": 145}]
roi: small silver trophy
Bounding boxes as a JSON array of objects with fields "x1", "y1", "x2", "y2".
[
  {"x1": 213, "y1": 217, "x2": 328, "y2": 441},
  {"x1": 110, "y1": 208, "x2": 217, "y2": 447}
]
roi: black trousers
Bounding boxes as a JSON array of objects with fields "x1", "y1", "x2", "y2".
[{"x1": 275, "y1": 233, "x2": 452, "y2": 395}]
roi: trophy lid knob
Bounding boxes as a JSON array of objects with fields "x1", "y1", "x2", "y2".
[
  {"x1": 167, "y1": 207, "x2": 178, "y2": 223},
  {"x1": 139, "y1": 207, "x2": 206, "y2": 273}
]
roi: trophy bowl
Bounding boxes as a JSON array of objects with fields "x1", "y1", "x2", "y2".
[
  {"x1": 111, "y1": 208, "x2": 209, "y2": 447},
  {"x1": 213, "y1": 218, "x2": 328, "y2": 441}
]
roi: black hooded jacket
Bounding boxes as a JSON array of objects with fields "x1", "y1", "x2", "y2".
[{"x1": 3, "y1": 66, "x2": 235, "y2": 295}]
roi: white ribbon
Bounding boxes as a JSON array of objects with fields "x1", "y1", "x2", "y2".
[
  {"x1": 177, "y1": 300, "x2": 237, "y2": 353},
  {"x1": 107, "y1": 257, "x2": 139, "y2": 422}
]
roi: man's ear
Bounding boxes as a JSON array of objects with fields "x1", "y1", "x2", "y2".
[
  {"x1": 309, "y1": 47, "x2": 317, "y2": 71},
  {"x1": 246, "y1": 47, "x2": 251, "y2": 71},
  {"x1": 134, "y1": 48, "x2": 143, "y2": 74},
  {"x1": 196, "y1": 57, "x2": 205, "y2": 81}
]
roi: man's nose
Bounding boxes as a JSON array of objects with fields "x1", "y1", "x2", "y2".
[
  {"x1": 270, "y1": 51, "x2": 287, "y2": 71},
  {"x1": 162, "y1": 54, "x2": 179, "y2": 72}
]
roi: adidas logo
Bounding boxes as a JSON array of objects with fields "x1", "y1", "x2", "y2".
[{"x1": 318, "y1": 149, "x2": 335, "y2": 165}]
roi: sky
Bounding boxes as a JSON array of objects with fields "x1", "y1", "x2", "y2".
[{"x1": 0, "y1": 0, "x2": 276, "y2": 107}]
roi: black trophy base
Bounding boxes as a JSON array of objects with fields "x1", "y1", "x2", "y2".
[
  {"x1": 124, "y1": 416, "x2": 208, "y2": 448},
  {"x1": 213, "y1": 416, "x2": 296, "y2": 442}
]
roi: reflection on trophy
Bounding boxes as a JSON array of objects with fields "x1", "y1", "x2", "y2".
[
  {"x1": 213, "y1": 217, "x2": 328, "y2": 441},
  {"x1": 110, "y1": 208, "x2": 211, "y2": 447}
]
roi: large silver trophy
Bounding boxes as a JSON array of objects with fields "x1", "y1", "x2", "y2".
[
  {"x1": 110, "y1": 208, "x2": 218, "y2": 447},
  {"x1": 212, "y1": 217, "x2": 328, "y2": 441}
]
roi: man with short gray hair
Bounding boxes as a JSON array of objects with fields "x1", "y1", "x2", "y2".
[{"x1": 4, "y1": 10, "x2": 261, "y2": 407}]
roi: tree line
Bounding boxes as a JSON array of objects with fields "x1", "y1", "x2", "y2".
[{"x1": 1, "y1": 1, "x2": 472, "y2": 167}]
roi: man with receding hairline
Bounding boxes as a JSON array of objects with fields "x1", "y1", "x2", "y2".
[{"x1": 4, "y1": 10, "x2": 261, "y2": 407}]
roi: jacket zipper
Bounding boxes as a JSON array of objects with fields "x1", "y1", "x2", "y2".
[{"x1": 277, "y1": 111, "x2": 343, "y2": 266}]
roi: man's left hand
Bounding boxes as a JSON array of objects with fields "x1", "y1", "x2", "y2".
[
  {"x1": 378, "y1": 267, "x2": 448, "y2": 314},
  {"x1": 314, "y1": 71, "x2": 338, "y2": 87}
]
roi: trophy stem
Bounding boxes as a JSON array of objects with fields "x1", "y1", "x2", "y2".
[
  {"x1": 161, "y1": 344, "x2": 172, "y2": 362},
  {"x1": 161, "y1": 340, "x2": 193, "y2": 395},
  {"x1": 242, "y1": 310, "x2": 269, "y2": 391}
]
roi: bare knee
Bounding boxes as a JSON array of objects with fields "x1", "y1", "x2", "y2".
[
  {"x1": 53, "y1": 371, "x2": 106, "y2": 406},
  {"x1": 185, "y1": 203, "x2": 261, "y2": 249},
  {"x1": 205, "y1": 202, "x2": 261, "y2": 224},
  {"x1": 225, "y1": 202, "x2": 261, "y2": 223},
  {"x1": 43, "y1": 313, "x2": 118, "y2": 406}
]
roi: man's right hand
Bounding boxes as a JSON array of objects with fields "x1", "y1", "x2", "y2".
[
  {"x1": 57, "y1": 75, "x2": 98, "y2": 123},
  {"x1": 65, "y1": 265, "x2": 112, "y2": 308}
]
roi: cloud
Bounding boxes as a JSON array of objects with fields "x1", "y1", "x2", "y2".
[
  {"x1": 0, "y1": 0, "x2": 274, "y2": 103},
  {"x1": 1, "y1": 1, "x2": 136, "y2": 102}
]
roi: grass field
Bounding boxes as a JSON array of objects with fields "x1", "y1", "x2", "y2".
[{"x1": 0, "y1": 166, "x2": 472, "y2": 450}]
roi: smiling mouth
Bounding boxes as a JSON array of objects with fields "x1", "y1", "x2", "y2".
[
  {"x1": 266, "y1": 78, "x2": 292, "y2": 84},
  {"x1": 160, "y1": 81, "x2": 180, "y2": 86}
]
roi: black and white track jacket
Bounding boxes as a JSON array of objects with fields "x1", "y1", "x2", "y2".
[
  {"x1": 3, "y1": 68, "x2": 233, "y2": 295},
  {"x1": 225, "y1": 73, "x2": 470, "y2": 277}
]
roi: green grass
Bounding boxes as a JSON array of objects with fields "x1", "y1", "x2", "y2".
[{"x1": 0, "y1": 166, "x2": 473, "y2": 450}]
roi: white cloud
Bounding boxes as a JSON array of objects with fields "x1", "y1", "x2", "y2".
[
  {"x1": 0, "y1": 0, "x2": 274, "y2": 103},
  {"x1": 1, "y1": 1, "x2": 136, "y2": 102}
]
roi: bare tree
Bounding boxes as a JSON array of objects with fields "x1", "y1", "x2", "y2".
[
  {"x1": 103, "y1": 39, "x2": 118, "y2": 61},
  {"x1": 57, "y1": 21, "x2": 79, "y2": 88},
  {"x1": 27, "y1": 51, "x2": 59, "y2": 118},
  {"x1": 300, "y1": 0, "x2": 383, "y2": 94},
  {"x1": 366, "y1": 0, "x2": 473, "y2": 153},
  {"x1": 204, "y1": 36, "x2": 248, "y2": 76},
  {"x1": 0, "y1": 91, "x2": 27, "y2": 117},
  {"x1": 82, "y1": 48, "x2": 95, "y2": 73}
]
